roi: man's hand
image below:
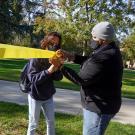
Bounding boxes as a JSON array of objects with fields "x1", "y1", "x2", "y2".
[{"x1": 59, "y1": 49, "x2": 75, "y2": 61}]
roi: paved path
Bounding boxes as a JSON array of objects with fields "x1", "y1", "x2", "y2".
[{"x1": 0, "y1": 80, "x2": 135, "y2": 125}]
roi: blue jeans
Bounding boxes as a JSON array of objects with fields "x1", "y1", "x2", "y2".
[
  {"x1": 83, "y1": 108, "x2": 114, "y2": 135},
  {"x1": 27, "y1": 94, "x2": 55, "y2": 135}
]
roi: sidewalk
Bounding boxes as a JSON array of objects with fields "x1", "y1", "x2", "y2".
[{"x1": 0, "y1": 80, "x2": 135, "y2": 125}]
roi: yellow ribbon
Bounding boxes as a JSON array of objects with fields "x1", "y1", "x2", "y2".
[{"x1": 0, "y1": 44, "x2": 55, "y2": 58}]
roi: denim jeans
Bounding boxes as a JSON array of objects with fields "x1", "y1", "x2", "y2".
[
  {"x1": 83, "y1": 108, "x2": 114, "y2": 135},
  {"x1": 27, "y1": 94, "x2": 55, "y2": 135}
]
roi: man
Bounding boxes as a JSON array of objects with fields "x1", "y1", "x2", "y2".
[{"x1": 59, "y1": 22, "x2": 123, "y2": 135}]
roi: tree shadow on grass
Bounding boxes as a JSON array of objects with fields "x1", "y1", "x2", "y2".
[
  {"x1": 123, "y1": 70, "x2": 135, "y2": 79},
  {"x1": 0, "y1": 59, "x2": 27, "y2": 69},
  {"x1": 123, "y1": 78, "x2": 135, "y2": 86},
  {"x1": 0, "y1": 101, "x2": 28, "y2": 116},
  {"x1": 123, "y1": 70, "x2": 135, "y2": 87}
]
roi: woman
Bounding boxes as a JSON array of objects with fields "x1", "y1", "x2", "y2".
[{"x1": 27, "y1": 32, "x2": 63, "y2": 135}]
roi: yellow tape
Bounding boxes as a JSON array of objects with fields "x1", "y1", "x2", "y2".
[{"x1": 0, "y1": 44, "x2": 55, "y2": 58}]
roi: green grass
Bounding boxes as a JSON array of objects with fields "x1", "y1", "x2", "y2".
[
  {"x1": 0, "y1": 59, "x2": 80, "y2": 90},
  {"x1": 122, "y1": 69, "x2": 135, "y2": 99},
  {"x1": 0, "y1": 102, "x2": 135, "y2": 135},
  {"x1": 0, "y1": 59, "x2": 135, "y2": 99}
]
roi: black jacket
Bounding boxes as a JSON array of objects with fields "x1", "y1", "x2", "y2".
[
  {"x1": 27, "y1": 58, "x2": 63, "y2": 101},
  {"x1": 61, "y1": 42, "x2": 123, "y2": 114}
]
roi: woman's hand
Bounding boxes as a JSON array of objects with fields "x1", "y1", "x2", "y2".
[
  {"x1": 49, "y1": 50, "x2": 65, "y2": 68},
  {"x1": 47, "y1": 64, "x2": 57, "y2": 74},
  {"x1": 48, "y1": 58, "x2": 64, "y2": 74}
]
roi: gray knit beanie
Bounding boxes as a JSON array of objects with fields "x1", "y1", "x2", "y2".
[{"x1": 91, "y1": 22, "x2": 115, "y2": 41}]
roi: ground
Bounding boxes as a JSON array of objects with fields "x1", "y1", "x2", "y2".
[
  {"x1": 0, "y1": 59, "x2": 135, "y2": 99},
  {"x1": 0, "y1": 102, "x2": 135, "y2": 135}
]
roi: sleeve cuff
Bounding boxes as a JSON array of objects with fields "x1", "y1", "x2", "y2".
[{"x1": 45, "y1": 70, "x2": 51, "y2": 75}]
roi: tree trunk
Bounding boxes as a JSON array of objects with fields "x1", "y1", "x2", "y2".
[{"x1": 82, "y1": 40, "x2": 87, "y2": 56}]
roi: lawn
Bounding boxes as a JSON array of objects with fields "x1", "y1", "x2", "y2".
[
  {"x1": 0, "y1": 59, "x2": 135, "y2": 99},
  {"x1": 0, "y1": 102, "x2": 135, "y2": 135}
]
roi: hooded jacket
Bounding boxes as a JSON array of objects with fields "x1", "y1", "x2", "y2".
[
  {"x1": 61, "y1": 42, "x2": 123, "y2": 114},
  {"x1": 27, "y1": 58, "x2": 63, "y2": 101}
]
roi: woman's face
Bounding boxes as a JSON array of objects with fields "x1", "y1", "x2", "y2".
[{"x1": 40, "y1": 35, "x2": 61, "y2": 50}]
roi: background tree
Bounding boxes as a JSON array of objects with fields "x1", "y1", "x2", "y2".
[
  {"x1": 33, "y1": 0, "x2": 135, "y2": 55},
  {"x1": 0, "y1": 0, "x2": 135, "y2": 56},
  {"x1": 121, "y1": 34, "x2": 135, "y2": 64},
  {"x1": 0, "y1": 0, "x2": 23, "y2": 43}
]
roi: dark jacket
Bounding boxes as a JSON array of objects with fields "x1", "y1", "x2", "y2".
[
  {"x1": 61, "y1": 42, "x2": 123, "y2": 114},
  {"x1": 27, "y1": 58, "x2": 63, "y2": 101}
]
